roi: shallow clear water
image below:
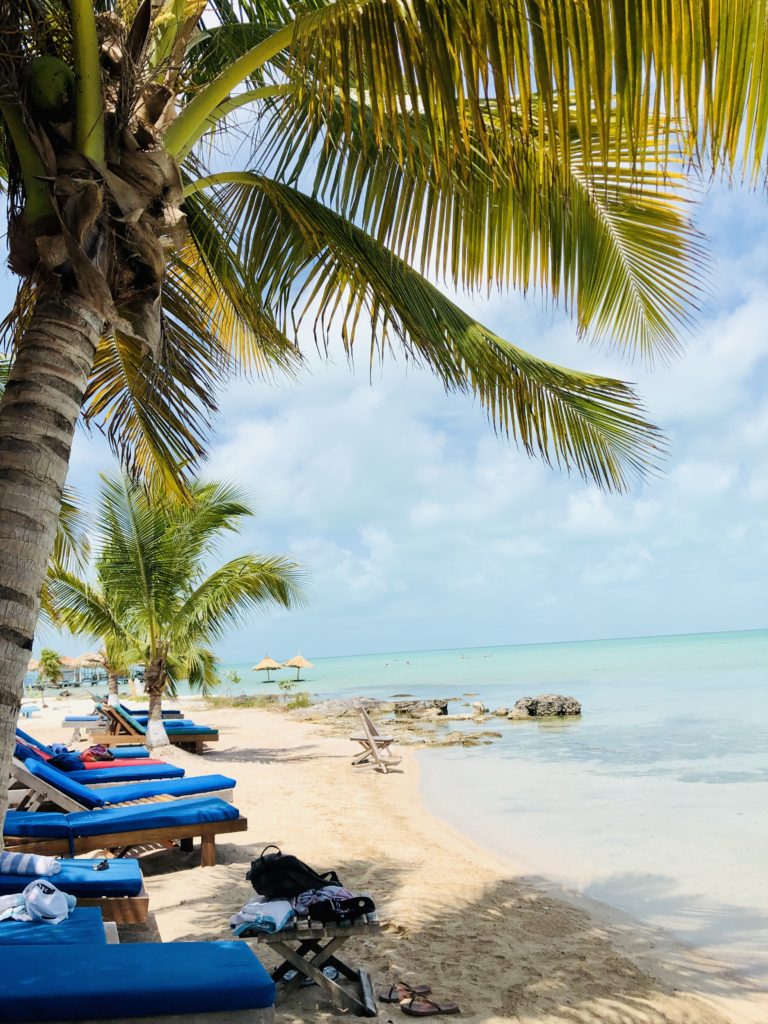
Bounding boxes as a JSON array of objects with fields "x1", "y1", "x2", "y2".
[{"x1": 221, "y1": 628, "x2": 768, "y2": 980}]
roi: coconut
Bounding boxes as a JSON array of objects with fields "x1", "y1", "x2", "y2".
[{"x1": 22, "y1": 56, "x2": 74, "y2": 119}]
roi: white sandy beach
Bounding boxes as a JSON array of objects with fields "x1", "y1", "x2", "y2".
[{"x1": 19, "y1": 697, "x2": 768, "y2": 1024}]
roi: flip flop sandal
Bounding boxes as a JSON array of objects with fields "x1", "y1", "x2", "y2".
[
  {"x1": 400, "y1": 995, "x2": 460, "y2": 1017},
  {"x1": 380, "y1": 983, "x2": 432, "y2": 1004}
]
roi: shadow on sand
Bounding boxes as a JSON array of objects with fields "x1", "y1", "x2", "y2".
[{"x1": 130, "y1": 844, "x2": 765, "y2": 1024}]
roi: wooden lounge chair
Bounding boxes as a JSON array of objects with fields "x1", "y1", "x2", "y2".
[
  {"x1": 0, "y1": 856, "x2": 149, "y2": 925},
  {"x1": 350, "y1": 707, "x2": 401, "y2": 773},
  {"x1": 10, "y1": 757, "x2": 236, "y2": 811},
  {"x1": 4, "y1": 796, "x2": 247, "y2": 867},
  {"x1": 91, "y1": 704, "x2": 219, "y2": 755}
]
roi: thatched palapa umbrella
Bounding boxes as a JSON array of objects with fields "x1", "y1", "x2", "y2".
[
  {"x1": 283, "y1": 654, "x2": 314, "y2": 682},
  {"x1": 77, "y1": 651, "x2": 104, "y2": 667},
  {"x1": 252, "y1": 655, "x2": 282, "y2": 683}
]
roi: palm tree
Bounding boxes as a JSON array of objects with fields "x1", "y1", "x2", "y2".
[
  {"x1": 47, "y1": 474, "x2": 305, "y2": 745},
  {"x1": 0, "y1": 3, "x2": 760, "y2": 812},
  {"x1": 36, "y1": 648, "x2": 64, "y2": 689}
]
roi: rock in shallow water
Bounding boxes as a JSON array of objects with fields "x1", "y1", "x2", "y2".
[{"x1": 508, "y1": 694, "x2": 582, "y2": 718}]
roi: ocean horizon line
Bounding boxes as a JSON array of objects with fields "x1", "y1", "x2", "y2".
[{"x1": 221, "y1": 624, "x2": 767, "y2": 665}]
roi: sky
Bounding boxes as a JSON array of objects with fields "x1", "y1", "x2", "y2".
[{"x1": 3, "y1": 183, "x2": 767, "y2": 661}]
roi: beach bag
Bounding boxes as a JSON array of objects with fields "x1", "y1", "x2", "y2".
[
  {"x1": 246, "y1": 846, "x2": 341, "y2": 898},
  {"x1": 82, "y1": 744, "x2": 115, "y2": 762},
  {"x1": 308, "y1": 894, "x2": 376, "y2": 925}
]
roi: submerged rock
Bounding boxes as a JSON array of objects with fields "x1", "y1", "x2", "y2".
[{"x1": 508, "y1": 694, "x2": 582, "y2": 718}]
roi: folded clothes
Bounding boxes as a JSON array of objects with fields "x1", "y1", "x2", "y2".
[
  {"x1": 0, "y1": 851, "x2": 61, "y2": 877},
  {"x1": 291, "y1": 885, "x2": 354, "y2": 915},
  {"x1": 230, "y1": 896, "x2": 295, "y2": 935},
  {"x1": 0, "y1": 881, "x2": 76, "y2": 924}
]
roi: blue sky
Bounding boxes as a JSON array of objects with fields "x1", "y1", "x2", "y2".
[{"x1": 4, "y1": 183, "x2": 767, "y2": 660}]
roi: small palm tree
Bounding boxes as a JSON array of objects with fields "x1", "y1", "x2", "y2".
[
  {"x1": 37, "y1": 648, "x2": 63, "y2": 688},
  {"x1": 48, "y1": 474, "x2": 305, "y2": 745}
]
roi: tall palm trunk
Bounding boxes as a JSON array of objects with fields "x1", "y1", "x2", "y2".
[
  {"x1": 107, "y1": 670, "x2": 120, "y2": 705},
  {"x1": 0, "y1": 293, "x2": 103, "y2": 839},
  {"x1": 143, "y1": 656, "x2": 170, "y2": 747}
]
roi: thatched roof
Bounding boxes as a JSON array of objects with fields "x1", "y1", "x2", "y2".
[
  {"x1": 252, "y1": 656, "x2": 282, "y2": 671},
  {"x1": 283, "y1": 654, "x2": 314, "y2": 670},
  {"x1": 77, "y1": 651, "x2": 104, "y2": 666}
]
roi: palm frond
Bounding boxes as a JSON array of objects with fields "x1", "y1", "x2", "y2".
[
  {"x1": 174, "y1": 553, "x2": 307, "y2": 641},
  {"x1": 188, "y1": 173, "x2": 665, "y2": 491},
  {"x1": 265, "y1": 94, "x2": 705, "y2": 361},
  {"x1": 82, "y1": 327, "x2": 221, "y2": 491},
  {"x1": 52, "y1": 488, "x2": 90, "y2": 572},
  {"x1": 180, "y1": 194, "x2": 303, "y2": 375},
  {"x1": 44, "y1": 567, "x2": 128, "y2": 642},
  {"x1": 288, "y1": 0, "x2": 768, "y2": 186}
]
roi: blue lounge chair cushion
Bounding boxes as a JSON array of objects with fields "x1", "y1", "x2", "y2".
[
  {"x1": 21, "y1": 758, "x2": 103, "y2": 809},
  {"x1": 124, "y1": 706, "x2": 183, "y2": 718},
  {"x1": 67, "y1": 763, "x2": 184, "y2": 784},
  {"x1": 14, "y1": 742, "x2": 45, "y2": 764},
  {"x1": 63, "y1": 715, "x2": 100, "y2": 723},
  {"x1": 0, "y1": 858, "x2": 143, "y2": 898},
  {"x1": 96, "y1": 774, "x2": 236, "y2": 804},
  {"x1": 132, "y1": 717, "x2": 197, "y2": 727},
  {"x1": 4, "y1": 811, "x2": 70, "y2": 839},
  {"x1": 0, "y1": 907, "x2": 106, "y2": 946},
  {"x1": 66, "y1": 796, "x2": 239, "y2": 837},
  {"x1": 0, "y1": 941, "x2": 275, "y2": 1020},
  {"x1": 166, "y1": 724, "x2": 218, "y2": 735}
]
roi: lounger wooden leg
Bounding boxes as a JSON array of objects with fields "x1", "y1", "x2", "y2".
[{"x1": 200, "y1": 834, "x2": 216, "y2": 867}]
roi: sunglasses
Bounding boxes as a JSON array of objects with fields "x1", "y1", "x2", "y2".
[{"x1": 92, "y1": 859, "x2": 110, "y2": 872}]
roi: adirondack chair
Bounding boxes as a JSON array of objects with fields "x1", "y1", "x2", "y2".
[{"x1": 350, "y1": 707, "x2": 401, "y2": 773}]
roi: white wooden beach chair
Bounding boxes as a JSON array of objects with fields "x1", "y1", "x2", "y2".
[{"x1": 350, "y1": 707, "x2": 401, "y2": 773}]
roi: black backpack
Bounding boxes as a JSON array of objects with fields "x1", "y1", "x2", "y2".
[{"x1": 246, "y1": 846, "x2": 341, "y2": 898}]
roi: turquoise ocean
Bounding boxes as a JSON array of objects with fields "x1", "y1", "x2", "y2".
[{"x1": 220, "y1": 628, "x2": 768, "y2": 981}]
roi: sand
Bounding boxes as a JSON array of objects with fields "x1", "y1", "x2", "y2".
[{"x1": 19, "y1": 697, "x2": 768, "y2": 1024}]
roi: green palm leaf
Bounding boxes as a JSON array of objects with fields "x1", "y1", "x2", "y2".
[{"x1": 187, "y1": 173, "x2": 664, "y2": 490}]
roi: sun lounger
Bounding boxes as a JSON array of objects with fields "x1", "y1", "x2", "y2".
[
  {"x1": 0, "y1": 857, "x2": 148, "y2": 924},
  {"x1": 350, "y1": 706, "x2": 402, "y2": 773},
  {"x1": 0, "y1": 905, "x2": 109, "y2": 946},
  {"x1": 14, "y1": 741, "x2": 184, "y2": 784},
  {"x1": 90, "y1": 703, "x2": 219, "y2": 755},
  {"x1": 0, "y1": 941, "x2": 275, "y2": 1023},
  {"x1": 4, "y1": 796, "x2": 247, "y2": 866},
  {"x1": 11, "y1": 756, "x2": 236, "y2": 811},
  {"x1": 18, "y1": 725, "x2": 149, "y2": 759},
  {"x1": 124, "y1": 706, "x2": 184, "y2": 718}
]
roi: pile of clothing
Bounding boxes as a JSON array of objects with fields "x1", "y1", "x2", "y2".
[
  {"x1": 230, "y1": 847, "x2": 375, "y2": 936},
  {"x1": 0, "y1": 880, "x2": 75, "y2": 925}
]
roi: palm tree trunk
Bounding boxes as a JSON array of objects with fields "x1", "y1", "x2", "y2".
[
  {"x1": 144, "y1": 657, "x2": 170, "y2": 747},
  {"x1": 107, "y1": 670, "x2": 120, "y2": 705},
  {"x1": 0, "y1": 294, "x2": 103, "y2": 841}
]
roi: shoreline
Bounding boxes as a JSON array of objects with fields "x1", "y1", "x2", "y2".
[{"x1": 20, "y1": 697, "x2": 768, "y2": 1023}]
